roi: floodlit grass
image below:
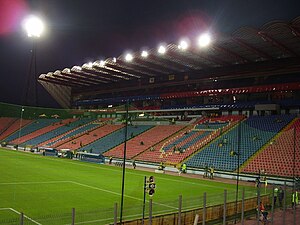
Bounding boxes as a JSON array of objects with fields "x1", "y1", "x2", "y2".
[{"x1": 0, "y1": 148, "x2": 257, "y2": 224}]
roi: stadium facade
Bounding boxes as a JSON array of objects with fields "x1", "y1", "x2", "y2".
[{"x1": 38, "y1": 17, "x2": 300, "y2": 117}]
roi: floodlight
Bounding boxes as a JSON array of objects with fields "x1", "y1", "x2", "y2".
[
  {"x1": 87, "y1": 62, "x2": 93, "y2": 67},
  {"x1": 158, "y1": 45, "x2": 166, "y2": 54},
  {"x1": 125, "y1": 53, "x2": 133, "y2": 62},
  {"x1": 178, "y1": 40, "x2": 189, "y2": 50},
  {"x1": 100, "y1": 60, "x2": 105, "y2": 67},
  {"x1": 23, "y1": 15, "x2": 44, "y2": 38},
  {"x1": 141, "y1": 50, "x2": 148, "y2": 58},
  {"x1": 65, "y1": 68, "x2": 71, "y2": 73},
  {"x1": 73, "y1": 66, "x2": 82, "y2": 71},
  {"x1": 198, "y1": 33, "x2": 211, "y2": 47},
  {"x1": 113, "y1": 57, "x2": 117, "y2": 63}
]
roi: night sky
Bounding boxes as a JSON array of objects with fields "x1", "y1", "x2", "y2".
[{"x1": 0, "y1": 0, "x2": 299, "y2": 108}]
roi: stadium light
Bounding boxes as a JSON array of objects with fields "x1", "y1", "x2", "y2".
[
  {"x1": 100, "y1": 60, "x2": 105, "y2": 67},
  {"x1": 23, "y1": 15, "x2": 44, "y2": 38},
  {"x1": 73, "y1": 66, "x2": 82, "y2": 71},
  {"x1": 198, "y1": 33, "x2": 211, "y2": 47},
  {"x1": 125, "y1": 53, "x2": 133, "y2": 62},
  {"x1": 113, "y1": 57, "x2": 117, "y2": 63},
  {"x1": 158, "y1": 45, "x2": 166, "y2": 54},
  {"x1": 141, "y1": 50, "x2": 148, "y2": 58},
  {"x1": 22, "y1": 15, "x2": 45, "y2": 106},
  {"x1": 178, "y1": 40, "x2": 189, "y2": 50},
  {"x1": 87, "y1": 62, "x2": 93, "y2": 68}
]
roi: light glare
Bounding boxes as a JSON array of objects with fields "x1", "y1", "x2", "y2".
[
  {"x1": 141, "y1": 51, "x2": 148, "y2": 57},
  {"x1": 178, "y1": 40, "x2": 188, "y2": 50},
  {"x1": 23, "y1": 15, "x2": 44, "y2": 38},
  {"x1": 100, "y1": 60, "x2": 105, "y2": 67},
  {"x1": 198, "y1": 33, "x2": 211, "y2": 47},
  {"x1": 125, "y1": 53, "x2": 133, "y2": 61},
  {"x1": 158, "y1": 45, "x2": 166, "y2": 54}
]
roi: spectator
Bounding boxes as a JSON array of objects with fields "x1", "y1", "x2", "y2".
[
  {"x1": 274, "y1": 187, "x2": 279, "y2": 206},
  {"x1": 258, "y1": 201, "x2": 268, "y2": 222},
  {"x1": 292, "y1": 190, "x2": 299, "y2": 209},
  {"x1": 204, "y1": 165, "x2": 209, "y2": 178},
  {"x1": 278, "y1": 187, "x2": 284, "y2": 209},
  {"x1": 179, "y1": 163, "x2": 187, "y2": 175},
  {"x1": 255, "y1": 176, "x2": 260, "y2": 188},
  {"x1": 158, "y1": 162, "x2": 165, "y2": 171},
  {"x1": 209, "y1": 166, "x2": 215, "y2": 179},
  {"x1": 132, "y1": 160, "x2": 136, "y2": 169}
]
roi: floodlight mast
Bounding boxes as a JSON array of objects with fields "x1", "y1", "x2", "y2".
[
  {"x1": 22, "y1": 15, "x2": 44, "y2": 106},
  {"x1": 120, "y1": 100, "x2": 129, "y2": 224}
]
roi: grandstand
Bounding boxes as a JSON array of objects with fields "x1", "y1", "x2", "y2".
[{"x1": 0, "y1": 15, "x2": 300, "y2": 225}]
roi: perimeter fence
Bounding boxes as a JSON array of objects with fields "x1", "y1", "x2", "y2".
[{"x1": 1, "y1": 185, "x2": 296, "y2": 225}]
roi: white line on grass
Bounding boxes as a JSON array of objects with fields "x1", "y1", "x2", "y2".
[
  {"x1": 0, "y1": 207, "x2": 41, "y2": 225},
  {"x1": 2, "y1": 149, "x2": 234, "y2": 190},
  {"x1": 64, "y1": 160, "x2": 231, "y2": 190},
  {"x1": 0, "y1": 179, "x2": 175, "y2": 210},
  {"x1": 0, "y1": 180, "x2": 69, "y2": 185},
  {"x1": 70, "y1": 181, "x2": 177, "y2": 210}
]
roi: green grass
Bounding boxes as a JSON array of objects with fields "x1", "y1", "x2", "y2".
[{"x1": 0, "y1": 148, "x2": 257, "y2": 224}]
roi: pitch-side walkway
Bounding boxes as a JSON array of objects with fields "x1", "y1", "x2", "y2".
[{"x1": 235, "y1": 207, "x2": 299, "y2": 225}]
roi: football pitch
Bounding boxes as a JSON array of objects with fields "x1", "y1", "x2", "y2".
[{"x1": 0, "y1": 148, "x2": 257, "y2": 224}]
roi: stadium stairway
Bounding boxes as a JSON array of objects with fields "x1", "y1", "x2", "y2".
[
  {"x1": 0, "y1": 119, "x2": 33, "y2": 141},
  {"x1": 105, "y1": 125, "x2": 186, "y2": 159},
  {"x1": 133, "y1": 115, "x2": 244, "y2": 165},
  {"x1": 79, "y1": 125, "x2": 153, "y2": 155},
  {"x1": 185, "y1": 114, "x2": 295, "y2": 172},
  {"x1": 46, "y1": 119, "x2": 107, "y2": 148},
  {"x1": 55, "y1": 121, "x2": 119, "y2": 151},
  {"x1": 133, "y1": 125, "x2": 190, "y2": 162},
  {"x1": 19, "y1": 118, "x2": 97, "y2": 147},
  {"x1": 160, "y1": 130, "x2": 213, "y2": 165},
  {"x1": 42, "y1": 124, "x2": 124, "y2": 150},
  {"x1": 10, "y1": 118, "x2": 76, "y2": 145},
  {"x1": 75, "y1": 124, "x2": 126, "y2": 153},
  {"x1": 0, "y1": 117, "x2": 18, "y2": 135},
  {"x1": 241, "y1": 117, "x2": 300, "y2": 177},
  {"x1": 4, "y1": 119, "x2": 61, "y2": 143}
]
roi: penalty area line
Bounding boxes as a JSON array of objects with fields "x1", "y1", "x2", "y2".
[{"x1": 0, "y1": 208, "x2": 41, "y2": 225}]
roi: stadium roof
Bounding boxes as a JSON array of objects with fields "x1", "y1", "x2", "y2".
[{"x1": 39, "y1": 16, "x2": 300, "y2": 108}]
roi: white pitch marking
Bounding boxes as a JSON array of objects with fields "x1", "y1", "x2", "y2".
[
  {"x1": 2, "y1": 150, "x2": 229, "y2": 189},
  {"x1": 2, "y1": 149, "x2": 237, "y2": 190},
  {"x1": 0, "y1": 180, "x2": 69, "y2": 185},
  {"x1": 0, "y1": 207, "x2": 41, "y2": 225},
  {"x1": 69, "y1": 181, "x2": 177, "y2": 209}
]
